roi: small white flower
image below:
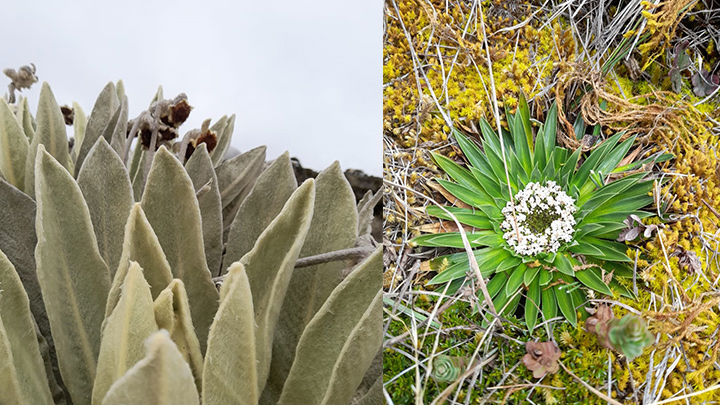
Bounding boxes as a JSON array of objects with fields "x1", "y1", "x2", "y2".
[{"x1": 501, "y1": 182, "x2": 577, "y2": 256}]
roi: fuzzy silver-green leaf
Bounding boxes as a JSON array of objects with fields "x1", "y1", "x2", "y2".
[
  {"x1": 278, "y1": 247, "x2": 382, "y2": 405},
  {"x1": 141, "y1": 147, "x2": 219, "y2": 353},
  {"x1": 34, "y1": 146, "x2": 110, "y2": 405},
  {"x1": 202, "y1": 262, "x2": 257, "y2": 404},
  {"x1": 0, "y1": 249, "x2": 54, "y2": 405},
  {"x1": 263, "y1": 161, "x2": 357, "y2": 404},
  {"x1": 25, "y1": 83, "x2": 70, "y2": 199},
  {"x1": 106, "y1": 203, "x2": 173, "y2": 319},
  {"x1": 92, "y1": 262, "x2": 157, "y2": 404},
  {"x1": 222, "y1": 151, "x2": 296, "y2": 275},
  {"x1": 215, "y1": 145, "x2": 266, "y2": 210},
  {"x1": 241, "y1": 179, "x2": 315, "y2": 393},
  {"x1": 153, "y1": 279, "x2": 204, "y2": 392},
  {"x1": 0, "y1": 97, "x2": 29, "y2": 190},
  {"x1": 102, "y1": 330, "x2": 199, "y2": 405},
  {"x1": 74, "y1": 82, "x2": 119, "y2": 176},
  {"x1": 77, "y1": 137, "x2": 133, "y2": 276},
  {"x1": 185, "y1": 144, "x2": 224, "y2": 276}
]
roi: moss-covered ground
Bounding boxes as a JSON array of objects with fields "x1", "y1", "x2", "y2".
[{"x1": 383, "y1": 0, "x2": 720, "y2": 403}]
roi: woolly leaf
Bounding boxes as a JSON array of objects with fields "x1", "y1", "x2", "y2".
[
  {"x1": 26, "y1": 83, "x2": 70, "y2": 199},
  {"x1": 71, "y1": 101, "x2": 87, "y2": 163},
  {"x1": 0, "y1": 97, "x2": 29, "y2": 190},
  {"x1": 211, "y1": 113, "x2": 235, "y2": 166},
  {"x1": 185, "y1": 144, "x2": 224, "y2": 276},
  {"x1": 202, "y1": 262, "x2": 257, "y2": 404},
  {"x1": 105, "y1": 204, "x2": 173, "y2": 320},
  {"x1": 263, "y1": 162, "x2": 357, "y2": 404},
  {"x1": 278, "y1": 247, "x2": 382, "y2": 405},
  {"x1": 215, "y1": 145, "x2": 266, "y2": 210},
  {"x1": 241, "y1": 179, "x2": 315, "y2": 393},
  {"x1": 141, "y1": 147, "x2": 219, "y2": 353},
  {"x1": 77, "y1": 137, "x2": 133, "y2": 276},
  {"x1": 0, "y1": 249, "x2": 54, "y2": 404},
  {"x1": 18, "y1": 96, "x2": 36, "y2": 141},
  {"x1": 92, "y1": 262, "x2": 157, "y2": 403},
  {"x1": 34, "y1": 146, "x2": 110, "y2": 405},
  {"x1": 223, "y1": 152, "x2": 297, "y2": 275},
  {"x1": 153, "y1": 279, "x2": 204, "y2": 392},
  {"x1": 74, "y1": 82, "x2": 119, "y2": 176},
  {"x1": 102, "y1": 330, "x2": 199, "y2": 405}
]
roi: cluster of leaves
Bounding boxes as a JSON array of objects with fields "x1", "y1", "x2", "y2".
[
  {"x1": 585, "y1": 305, "x2": 654, "y2": 361},
  {"x1": 0, "y1": 82, "x2": 381, "y2": 404},
  {"x1": 412, "y1": 93, "x2": 669, "y2": 329}
]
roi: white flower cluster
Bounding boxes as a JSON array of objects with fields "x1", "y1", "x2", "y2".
[{"x1": 501, "y1": 181, "x2": 577, "y2": 256}]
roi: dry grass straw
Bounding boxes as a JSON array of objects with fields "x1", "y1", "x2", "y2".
[{"x1": 554, "y1": 62, "x2": 711, "y2": 150}]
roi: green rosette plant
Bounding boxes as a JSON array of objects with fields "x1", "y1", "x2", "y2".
[
  {"x1": 412, "y1": 93, "x2": 670, "y2": 330},
  {"x1": 607, "y1": 315, "x2": 655, "y2": 361}
]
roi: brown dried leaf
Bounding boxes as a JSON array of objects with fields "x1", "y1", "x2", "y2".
[
  {"x1": 584, "y1": 304, "x2": 614, "y2": 349},
  {"x1": 522, "y1": 341, "x2": 561, "y2": 379}
]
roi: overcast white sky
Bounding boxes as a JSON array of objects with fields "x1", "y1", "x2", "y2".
[{"x1": 1, "y1": 0, "x2": 380, "y2": 176}]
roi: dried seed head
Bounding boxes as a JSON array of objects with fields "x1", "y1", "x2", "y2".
[{"x1": 60, "y1": 105, "x2": 74, "y2": 125}]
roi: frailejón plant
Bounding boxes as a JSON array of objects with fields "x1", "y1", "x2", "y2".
[
  {"x1": 412, "y1": 93, "x2": 670, "y2": 329},
  {"x1": 0, "y1": 80, "x2": 381, "y2": 405}
]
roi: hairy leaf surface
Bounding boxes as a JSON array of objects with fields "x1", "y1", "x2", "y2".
[
  {"x1": 202, "y1": 262, "x2": 257, "y2": 404},
  {"x1": 141, "y1": 147, "x2": 219, "y2": 353},
  {"x1": 92, "y1": 262, "x2": 157, "y2": 404},
  {"x1": 102, "y1": 330, "x2": 199, "y2": 405},
  {"x1": 223, "y1": 152, "x2": 296, "y2": 274},
  {"x1": 77, "y1": 138, "x2": 133, "y2": 276},
  {"x1": 34, "y1": 146, "x2": 110, "y2": 405},
  {"x1": 0, "y1": 249, "x2": 54, "y2": 405}
]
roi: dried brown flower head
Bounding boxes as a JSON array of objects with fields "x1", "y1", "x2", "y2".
[
  {"x1": 522, "y1": 341, "x2": 561, "y2": 379},
  {"x1": 675, "y1": 246, "x2": 701, "y2": 274},
  {"x1": 60, "y1": 105, "x2": 74, "y2": 125},
  {"x1": 3, "y1": 63, "x2": 38, "y2": 103}
]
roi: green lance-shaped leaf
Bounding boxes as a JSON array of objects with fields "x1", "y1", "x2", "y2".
[
  {"x1": 72, "y1": 101, "x2": 88, "y2": 162},
  {"x1": 106, "y1": 204, "x2": 173, "y2": 319},
  {"x1": 215, "y1": 145, "x2": 266, "y2": 210},
  {"x1": 34, "y1": 146, "x2": 111, "y2": 405},
  {"x1": 185, "y1": 144, "x2": 224, "y2": 276},
  {"x1": 0, "y1": 97, "x2": 29, "y2": 190},
  {"x1": 74, "y1": 82, "x2": 119, "y2": 176},
  {"x1": 17, "y1": 96, "x2": 36, "y2": 141},
  {"x1": 202, "y1": 262, "x2": 257, "y2": 404},
  {"x1": 278, "y1": 247, "x2": 382, "y2": 405},
  {"x1": 262, "y1": 161, "x2": 356, "y2": 404},
  {"x1": 240, "y1": 179, "x2": 315, "y2": 393},
  {"x1": 0, "y1": 180, "x2": 63, "y2": 397},
  {"x1": 102, "y1": 330, "x2": 200, "y2": 405},
  {"x1": 92, "y1": 262, "x2": 158, "y2": 404},
  {"x1": 222, "y1": 152, "x2": 297, "y2": 275},
  {"x1": 153, "y1": 279, "x2": 204, "y2": 392},
  {"x1": 26, "y1": 83, "x2": 70, "y2": 199},
  {"x1": 77, "y1": 137, "x2": 133, "y2": 276},
  {"x1": 211, "y1": 113, "x2": 235, "y2": 166},
  {"x1": 0, "y1": 249, "x2": 54, "y2": 405},
  {"x1": 141, "y1": 147, "x2": 219, "y2": 353}
]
